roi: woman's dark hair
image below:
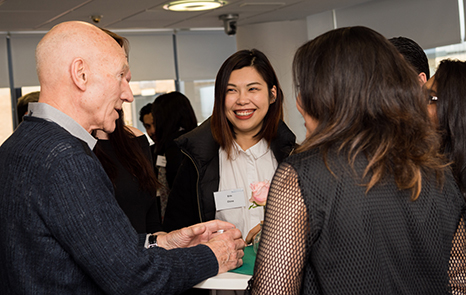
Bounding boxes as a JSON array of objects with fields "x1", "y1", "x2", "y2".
[
  {"x1": 17, "y1": 91, "x2": 40, "y2": 122},
  {"x1": 432, "y1": 59, "x2": 466, "y2": 193},
  {"x1": 93, "y1": 110, "x2": 159, "y2": 192},
  {"x1": 151, "y1": 91, "x2": 198, "y2": 155},
  {"x1": 211, "y1": 49, "x2": 284, "y2": 157},
  {"x1": 293, "y1": 26, "x2": 446, "y2": 200}
]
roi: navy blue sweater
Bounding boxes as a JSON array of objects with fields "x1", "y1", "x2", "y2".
[{"x1": 0, "y1": 116, "x2": 217, "y2": 294}]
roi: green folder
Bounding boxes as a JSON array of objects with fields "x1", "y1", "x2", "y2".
[{"x1": 229, "y1": 245, "x2": 256, "y2": 276}]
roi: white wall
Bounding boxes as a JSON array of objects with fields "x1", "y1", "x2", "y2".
[
  {"x1": 335, "y1": 0, "x2": 461, "y2": 49},
  {"x1": 124, "y1": 32, "x2": 176, "y2": 81},
  {"x1": 304, "y1": 0, "x2": 462, "y2": 49},
  {"x1": 176, "y1": 30, "x2": 237, "y2": 81},
  {"x1": 236, "y1": 19, "x2": 309, "y2": 143},
  {"x1": 306, "y1": 10, "x2": 336, "y2": 40}
]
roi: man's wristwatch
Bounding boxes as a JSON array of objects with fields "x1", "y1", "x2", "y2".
[{"x1": 148, "y1": 233, "x2": 158, "y2": 248}]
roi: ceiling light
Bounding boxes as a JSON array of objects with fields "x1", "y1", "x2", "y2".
[{"x1": 163, "y1": 0, "x2": 226, "y2": 11}]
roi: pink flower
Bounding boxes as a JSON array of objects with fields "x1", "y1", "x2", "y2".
[{"x1": 249, "y1": 180, "x2": 270, "y2": 207}]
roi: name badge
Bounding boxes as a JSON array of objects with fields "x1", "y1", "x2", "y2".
[
  {"x1": 156, "y1": 155, "x2": 167, "y2": 167},
  {"x1": 214, "y1": 188, "x2": 246, "y2": 211}
]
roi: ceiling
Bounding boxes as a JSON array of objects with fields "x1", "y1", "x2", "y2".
[{"x1": 0, "y1": 0, "x2": 372, "y2": 32}]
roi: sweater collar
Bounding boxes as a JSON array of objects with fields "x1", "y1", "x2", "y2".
[{"x1": 28, "y1": 102, "x2": 97, "y2": 150}]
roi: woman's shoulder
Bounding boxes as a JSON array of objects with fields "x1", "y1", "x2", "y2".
[
  {"x1": 176, "y1": 118, "x2": 219, "y2": 158},
  {"x1": 285, "y1": 148, "x2": 321, "y2": 164},
  {"x1": 277, "y1": 120, "x2": 296, "y2": 141},
  {"x1": 284, "y1": 147, "x2": 351, "y2": 177},
  {"x1": 125, "y1": 126, "x2": 144, "y2": 137}
]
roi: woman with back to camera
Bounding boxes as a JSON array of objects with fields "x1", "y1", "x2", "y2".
[
  {"x1": 151, "y1": 91, "x2": 198, "y2": 219},
  {"x1": 247, "y1": 26, "x2": 466, "y2": 294},
  {"x1": 425, "y1": 59, "x2": 466, "y2": 194},
  {"x1": 163, "y1": 49, "x2": 296, "y2": 243}
]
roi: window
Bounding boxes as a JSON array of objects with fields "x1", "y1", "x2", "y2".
[
  {"x1": 130, "y1": 80, "x2": 176, "y2": 144},
  {"x1": 425, "y1": 43, "x2": 466, "y2": 77},
  {"x1": 181, "y1": 79, "x2": 215, "y2": 124}
]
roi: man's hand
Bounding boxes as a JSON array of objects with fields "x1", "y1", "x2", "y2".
[
  {"x1": 156, "y1": 220, "x2": 238, "y2": 249},
  {"x1": 204, "y1": 228, "x2": 245, "y2": 274},
  {"x1": 155, "y1": 220, "x2": 246, "y2": 274}
]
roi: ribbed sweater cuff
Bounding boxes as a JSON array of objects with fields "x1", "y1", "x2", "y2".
[{"x1": 186, "y1": 244, "x2": 219, "y2": 282}]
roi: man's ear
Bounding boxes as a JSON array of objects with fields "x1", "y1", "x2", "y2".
[
  {"x1": 270, "y1": 85, "x2": 277, "y2": 104},
  {"x1": 71, "y1": 58, "x2": 87, "y2": 91},
  {"x1": 418, "y1": 72, "x2": 427, "y2": 85}
]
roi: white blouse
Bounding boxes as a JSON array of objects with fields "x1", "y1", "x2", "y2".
[{"x1": 216, "y1": 138, "x2": 278, "y2": 240}]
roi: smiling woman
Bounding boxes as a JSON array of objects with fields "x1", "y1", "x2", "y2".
[
  {"x1": 163, "y1": 49, "x2": 296, "y2": 247},
  {"x1": 224, "y1": 66, "x2": 277, "y2": 149},
  {"x1": 163, "y1": 50, "x2": 296, "y2": 294}
]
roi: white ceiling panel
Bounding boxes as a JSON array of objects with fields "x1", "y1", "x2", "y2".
[{"x1": 0, "y1": 0, "x2": 376, "y2": 32}]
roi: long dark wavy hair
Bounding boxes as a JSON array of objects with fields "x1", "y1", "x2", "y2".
[
  {"x1": 93, "y1": 110, "x2": 160, "y2": 192},
  {"x1": 432, "y1": 59, "x2": 466, "y2": 193},
  {"x1": 293, "y1": 26, "x2": 446, "y2": 200},
  {"x1": 151, "y1": 91, "x2": 198, "y2": 155},
  {"x1": 211, "y1": 49, "x2": 284, "y2": 158}
]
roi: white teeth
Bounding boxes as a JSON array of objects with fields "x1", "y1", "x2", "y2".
[{"x1": 235, "y1": 110, "x2": 253, "y2": 116}]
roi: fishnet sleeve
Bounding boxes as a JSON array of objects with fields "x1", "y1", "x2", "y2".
[
  {"x1": 450, "y1": 217, "x2": 466, "y2": 294},
  {"x1": 249, "y1": 162, "x2": 310, "y2": 295}
]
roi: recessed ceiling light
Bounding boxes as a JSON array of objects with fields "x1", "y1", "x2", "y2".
[{"x1": 163, "y1": 0, "x2": 226, "y2": 11}]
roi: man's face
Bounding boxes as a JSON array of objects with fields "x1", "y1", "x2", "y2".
[
  {"x1": 85, "y1": 44, "x2": 134, "y2": 133},
  {"x1": 143, "y1": 113, "x2": 156, "y2": 142}
]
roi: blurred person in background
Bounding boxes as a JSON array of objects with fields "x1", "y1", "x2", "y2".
[
  {"x1": 17, "y1": 91, "x2": 40, "y2": 123},
  {"x1": 139, "y1": 102, "x2": 157, "y2": 144},
  {"x1": 151, "y1": 91, "x2": 198, "y2": 219},
  {"x1": 389, "y1": 36, "x2": 430, "y2": 84},
  {"x1": 424, "y1": 59, "x2": 466, "y2": 194}
]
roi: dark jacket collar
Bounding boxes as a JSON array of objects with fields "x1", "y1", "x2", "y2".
[{"x1": 175, "y1": 118, "x2": 219, "y2": 168}]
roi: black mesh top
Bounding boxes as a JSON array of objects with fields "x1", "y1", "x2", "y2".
[{"x1": 248, "y1": 148, "x2": 466, "y2": 295}]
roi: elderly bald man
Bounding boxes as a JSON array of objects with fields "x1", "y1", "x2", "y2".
[{"x1": 0, "y1": 21, "x2": 244, "y2": 295}]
